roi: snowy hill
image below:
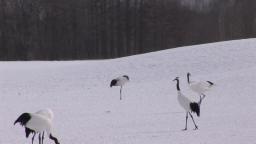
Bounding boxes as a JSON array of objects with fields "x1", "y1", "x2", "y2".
[{"x1": 1, "y1": 39, "x2": 256, "y2": 144}]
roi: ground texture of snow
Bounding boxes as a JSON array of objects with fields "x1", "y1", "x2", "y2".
[{"x1": 1, "y1": 39, "x2": 256, "y2": 144}]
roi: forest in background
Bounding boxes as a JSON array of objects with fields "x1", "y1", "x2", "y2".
[{"x1": 0, "y1": 0, "x2": 255, "y2": 60}]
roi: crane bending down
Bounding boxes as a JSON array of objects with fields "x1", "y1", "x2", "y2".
[
  {"x1": 14, "y1": 109, "x2": 60, "y2": 144},
  {"x1": 110, "y1": 75, "x2": 129, "y2": 100}
]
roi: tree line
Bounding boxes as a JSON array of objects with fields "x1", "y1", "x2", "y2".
[{"x1": 0, "y1": 0, "x2": 255, "y2": 60}]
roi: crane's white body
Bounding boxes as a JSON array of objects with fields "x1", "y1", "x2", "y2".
[
  {"x1": 187, "y1": 73, "x2": 214, "y2": 96},
  {"x1": 25, "y1": 113, "x2": 52, "y2": 136},
  {"x1": 34, "y1": 108, "x2": 54, "y2": 141},
  {"x1": 177, "y1": 91, "x2": 191, "y2": 112},
  {"x1": 35, "y1": 109, "x2": 54, "y2": 121},
  {"x1": 113, "y1": 76, "x2": 129, "y2": 86},
  {"x1": 110, "y1": 75, "x2": 129, "y2": 100},
  {"x1": 189, "y1": 81, "x2": 213, "y2": 95}
]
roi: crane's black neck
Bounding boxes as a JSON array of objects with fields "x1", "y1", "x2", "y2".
[
  {"x1": 175, "y1": 79, "x2": 180, "y2": 91},
  {"x1": 187, "y1": 74, "x2": 190, "y2": 84},
  {"x1": 123, "y1": 75, "x2": 129, "y2": 80}
]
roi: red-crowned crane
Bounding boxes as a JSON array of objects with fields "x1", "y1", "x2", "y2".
[
  {"x1": 14, "y1": 109, "x2": 60, "y2": 144},
  {"x1": 110, "y1": 75, "x2": 129, "y2": 100},
  {"x1": 187, "y1": 72, "x2": 214, "y2": 97},
  {"x1": 173, "y1": 77, "x2": 205, "y2": 130}
]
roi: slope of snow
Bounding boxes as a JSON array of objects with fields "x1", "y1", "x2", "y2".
[{"x1": 1, "y1": 39, "x2": 256, "y2": 144}]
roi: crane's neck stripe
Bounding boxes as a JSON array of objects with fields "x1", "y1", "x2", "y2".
[
  {"x1": 187, "y1": 74, "x2": 190, "y2": 84},
  {"x1": 176, "y1": 79, "x2": 180, "y2": 91},
  {"x1": 123, "y1": 75, "x2": 129, "y2": 80}
]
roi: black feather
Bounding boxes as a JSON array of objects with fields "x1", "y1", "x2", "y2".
[
  {"x1": 207, "y1": 81, "x2": 214, "y2": 86},
  {"x1": 14, "y1": 113, "x2": 31, "y2": 126},
  {"x1": 110, "y1": 79, "x2": 117, "y2": 87},
  {"x1": 25, "y1": 127, "x2": 35, "y2": 138},
  {"x1": 190, "y1": 102, "x2": 200, "y2": 117}
]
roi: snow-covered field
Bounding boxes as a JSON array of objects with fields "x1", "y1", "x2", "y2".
[{"x1": 1, "y1": 39, "x2": 256, "y2": 144}]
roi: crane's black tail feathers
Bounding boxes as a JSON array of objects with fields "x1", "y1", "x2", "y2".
[
  {"x1": 14, "y1": 113, "x2": 31, "y2": 126},
  {"x1": 190, "y1": 102, "x2": 200, "y2": 117},
  {"x1": 25, "y1": 127, "x2": 35, "y2": 138}
]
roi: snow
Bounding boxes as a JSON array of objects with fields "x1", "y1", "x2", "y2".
[{"x1": 1, "y1": 38, "x2": 256, "y2": 144}]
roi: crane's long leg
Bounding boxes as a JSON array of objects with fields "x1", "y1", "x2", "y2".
[
  {"x1": 198, "y1": 94, "x2": 206, "y2": 106},
  {"x1": 32, "y1": 133, "x2": 36, "y2": 144},
  {"x1": 120, "y1": 86, "x2": 123, "y2": 100},
  {"x1": 42, "y1": 132, "x2": 44, "y2": 144},
  {"x1": 189, "y1": 112, "x2": 198, "y2": 130},
  {"x1": 183, "y1": 112, "x2": 188, "y2": 131},
  {"x1": 39, "y1": 133, "x2": 41, "y2": 144}
]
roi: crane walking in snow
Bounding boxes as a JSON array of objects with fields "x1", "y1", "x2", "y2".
[
  {"x1": 173, "y1": 77, "x2": 205, "y2": 130},
  {"x1": 110, "y1": 75, "x2": 129, "y2": 100},
  {"x1": 14, "y1": 109, "x2": 60, "y2": 144},
  {"x1": 187, "y1": 72, "x2": 214, "y2": 97}
]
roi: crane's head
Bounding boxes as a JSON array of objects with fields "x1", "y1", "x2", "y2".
[
  {"x1": 173, "y1": 77, "x2": 179, "y2": 81},
  {"x1": 123, "y1": 75, "x2": 129, "y2": 81},
  {"x1": 187, "y1": 72, "x2": 191, "y2": 77}
]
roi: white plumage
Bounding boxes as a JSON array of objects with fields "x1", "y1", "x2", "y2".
[
  {"x1": 187, "y1": 72, "x2": 214, "y2": 96},
  {"x1": 173, "y1": 77, "x2": 202, "y2": 130},
  {"x1": 14, "y1": 109, "x2": 60, "y2": 144},
  {"x1": 25, "y1": 113, "x2": 52, "y2": 134},
  {"x1": 110, "y1": 75, "x2": 129, "y2": 87},
  {"x1": 36, "y1": 108, "x2": 54, "y2": 121},
  {"x1": 110, "y1": 75, "x2": 129, "y2": 100},
  {"x1": 177, "y1": 91, "x2": 191, "y2": 112},
  {"x1": 34, "y1": 108, "x2": 55, "y2": 144}
]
